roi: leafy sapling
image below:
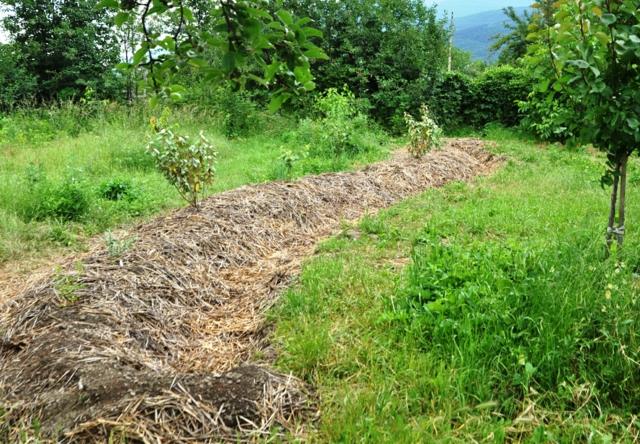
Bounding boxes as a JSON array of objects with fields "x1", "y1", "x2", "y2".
[
  {"x1": 146, "y1": 118, "x2": 217, "y2": 209},
  {"x1": 404, "y1": 104, "x2": 443, "y2": 159},
  {"x1": 535, "y1": 0, "x2": 640, "y2": 253}
]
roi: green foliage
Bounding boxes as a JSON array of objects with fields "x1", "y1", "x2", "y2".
[
  {"x1": 272, "y1": 132, "x2": 640, "y2": 441},
  {"x1": 20, "y1": 175, "x2": 90, "y2": 222},
  {"x1": 283, "y1": 0, "x2": 449, "y2": 129},
  {"x1": 146, "y1": 122, "x2": 217, "y2": 208},
  {"x1": 280, "y1": 88, "x2": 386, "y2": 171},
  {"x1": 524, "y1": 0, "x2": 640, "y2": 247},
  {"x1": 312, "y1": 88, "x2": 372, "y2": 158},
  {"x1": 103, "y1": 0, "x2": 327, "y2": 109},
  {"x1": 2, "y1": 0, "x2": 120, "y2": 102},
  {"x1": 404, "y1": 105, "x2": 443, "y2": 158},
  {"x1": 103, "y1": 231, "x2": 136, "y2": 257},
  {"x1": 0, "y1": 100, "x2": 124, "y2": 145},
  {"x1": 472, "y1": 65, "x2": 531, "y2": 127},
  {"x1": 53, "y1": 263, "x2": 85, "y2": 305},
  {"x1": 490, "y1": 7, "x2": 533, "y2": 65},
  {"x1": 427, "y1": 67, "x2": 531, "y2": 130},
  {"x1": 270, "y1": 149, "x2": 303, "y2": 182},
  {"x1": 219, "y1": 89, "x2": 256, "y2": 139},
  {"x1": 402, "y1": 232, "x2": 640, "y2": 412},
  {"x1": 0, "y1": 44, "x2": 38, "y2": 110},
  {"x1": 99, "y1": 179, "x2": 135, "y2": 201},
  {"x1": 428, "y1": 72, "x2": 476, "y2": 130}
]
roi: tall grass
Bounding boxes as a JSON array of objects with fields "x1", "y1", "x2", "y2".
[
  {"x1": 271, "y1": 128, "x2": 640, "y2": 442},
  {"x1": 0, "y1": 94, "x2": 391, "y2": 263}
]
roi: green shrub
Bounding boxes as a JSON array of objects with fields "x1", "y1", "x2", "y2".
[
  {"x1": 425, "y1": 67, "x2": 531, "y2": 130},
  {"x1": 99, "y1": 179, "x2": 135, "y2": 201},
  {"x1": 290, "y1": 88, "x2": 381, "y2": 160},
  {"x1": 269, "y1": 149, "x2": 304, "y2": 182},
  {"x1": 518, "y1": 90, "x2": 577, "y2": 142},
  {"x1": 146, "y1": 122, "x2": 217, "y2": 208},
  {"x1": 471, "y1": 66, "x2": 531, "y2": 127},
  {"x1": 428, "y1": 71, "x2": 476, "y2": 130},
  {"x1": 404, "y1": 104, "x2": 443, "y2": 158},
  {"x1": 21, "y1": 177, "x2": 90, "y2": 222}
]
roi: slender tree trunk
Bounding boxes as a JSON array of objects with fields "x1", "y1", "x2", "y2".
[
  {"x1": 605, "y1": 161, "x2": 620, "y2": 256},
  {"x1": 617, "y1": 155, "x2": 628, "y2": 247}
]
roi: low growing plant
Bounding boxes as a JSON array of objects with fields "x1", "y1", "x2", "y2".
[
  {"x1": 146, "y1": 119, "x2": 216, "y2": 209},
  {"x1": 99, "y1": 179, "x2": 135, "y2": 201},
  {"x1": 104, "y1": 230, "x2": 136, "y2": 257},
  {"x1": 404, "y1": 104, "x2": 443, "y2": 158}
]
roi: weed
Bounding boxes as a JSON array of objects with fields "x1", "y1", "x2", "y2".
[
  {"x1": 53, "y1": 262, "x2": 85, "y2": 305},
  {"x1": 104, "y1": 231, "x2": 136, "y2": 257},
  {"x1": 99, "y1": 179, "x2": 135, "y2": 201}
]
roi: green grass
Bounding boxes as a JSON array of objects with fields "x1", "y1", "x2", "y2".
[
  {"x1": 270, "y1": 127, "x2": 640, "y2": 442},
  {"x1": 0, "y1": 105, "x2": 390, "y2": 263}
]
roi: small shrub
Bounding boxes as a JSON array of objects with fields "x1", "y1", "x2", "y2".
[
  {"x1": 53, "y1": 263, "x2": 85, "y2": 305},
  {"x1": 21, "y1": 176, "x2": 90, "y2": 222},
  {"x1": 146, "y1": 121, "x2": 216, "y2": 209},
  {"x1": 314, "y1": 88, "x2": 371, "y2": 157},
  {"x1": 404, "y1": 104, "x2": 443, "y2": 158},
  {"x1": 99, "y1": 179, "x2": 134, "y2": 201},
  {"x1": 286, "y1": 88, "x2": 381, "y2": 162},
  {"x1": 47, "y1": 221, "x2": 77, "y2": 246}
]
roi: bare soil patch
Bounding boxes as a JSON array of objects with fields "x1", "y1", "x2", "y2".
[{"x1": 0, "y1": 139, "x2": 500, "y2": 442}]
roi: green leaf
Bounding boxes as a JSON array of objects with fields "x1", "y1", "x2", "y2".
[
  {"x1": 114, "y1": 11, "x2": 131, "y2": 27},
  {"x1": 601, "y1": 13, "x2": 617, "y2": 26},
  {"x1": 132, "y1": 45, "x2": 149, "y2": 65},
  {"x1": 568, "y1": 59, "x2": 590, "y2": 69},
  {"x1": 303, "y1": 46, "x2": 329, "y2": 60},
  {"x1": 222, "y1": 52, "x2": 236, "y2": 72},
  {"x1": 188, "y1": 58, "x2": 209, "y2": 68},
  {"x1": 276, "y1": 10, "x2": 294, "y2": 27},
  {"x1": 268, "y1": 93, "x2": 291, "y2": 112}
]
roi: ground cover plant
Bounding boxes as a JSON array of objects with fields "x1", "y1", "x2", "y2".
[{"x1": 271, "y1": 128, "x2": 640, "y2": 442}]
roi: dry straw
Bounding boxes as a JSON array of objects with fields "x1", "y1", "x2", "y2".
[{"x1": 0, "y1": 139, "x2": 499, "y2": 442}]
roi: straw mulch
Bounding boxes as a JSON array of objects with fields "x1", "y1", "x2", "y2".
[{"x1": 0, "y1": 139, "x2": 500, "y2": 442}]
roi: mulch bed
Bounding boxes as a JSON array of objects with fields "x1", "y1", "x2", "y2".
[{"x1": 0, "y1": 139, "x2": 500, "y2": 442}]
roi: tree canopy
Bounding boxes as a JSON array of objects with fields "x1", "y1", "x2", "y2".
[{"x1": 2, "y1": 0, "x2": 120, "y2": 101}]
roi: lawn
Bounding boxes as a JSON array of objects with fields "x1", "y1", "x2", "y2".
[{"x1": 270, "y1": 127, "x2": 640, "y2": 443}]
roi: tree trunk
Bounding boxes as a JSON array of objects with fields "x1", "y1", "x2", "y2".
[
  {"x1": 617, "y1": 155, "x2": 628, "y2": 247},
  {"x1": 605, "y1": 161, "x2": 620, "y2": 256}
]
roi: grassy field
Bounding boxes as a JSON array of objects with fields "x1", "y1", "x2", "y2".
[
  {"x1": 270, "y1": 128, "x2": 640, "y2": 442},
  {"x1": 0, "y1": 105, "x2": 390, "y2": 264}
]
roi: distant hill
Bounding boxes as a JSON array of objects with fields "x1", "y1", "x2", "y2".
[
  {"x1": 433, "y1": 0, "x2": 531, "y2": 18},
  {"x1": 453, "y1": 7, "x2": 531, "y2": 61}
]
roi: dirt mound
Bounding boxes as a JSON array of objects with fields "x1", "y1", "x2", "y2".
[{"x1": 0, "y1": 139, "x2": 499, "y2": 442}]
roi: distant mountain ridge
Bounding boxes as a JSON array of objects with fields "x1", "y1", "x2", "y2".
[
  {"x1": 433, "y1": 0, "x2": 532, "y2": 18},
  {"x1": 453, "y1": 7, "x2": 531, "y2": 61}
]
